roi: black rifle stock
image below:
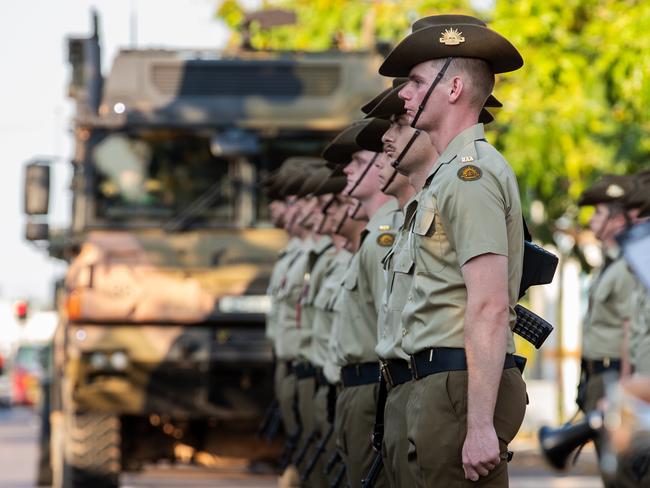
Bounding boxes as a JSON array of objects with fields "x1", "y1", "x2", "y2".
[
  {"x1": 361, "y1": 453, "x2": 383, "y2": 488},
  {"x1": 330, "y1": 463, "x2": 346, "y2": 488},
  {"x1": 294, "y1": 428, "x2": 317, "y2": 466},
  {"x1": 301, "y1": 423, "x2": 334, "y2": 481}
]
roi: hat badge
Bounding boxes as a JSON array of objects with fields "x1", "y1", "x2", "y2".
[
  {"x1": 439, "y1": 28, "x2": 465, "y2": 46},
  {"x1": 605, "y1": 184, "x2": 625, "y2": 198}
]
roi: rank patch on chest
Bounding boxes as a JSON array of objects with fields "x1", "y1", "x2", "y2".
[
  {"x1": 457, "y1": 165, "x2": 482, "y2": 181},
  {"x1": 377, "y1": 233, "x2": 395, "y2": 247}
]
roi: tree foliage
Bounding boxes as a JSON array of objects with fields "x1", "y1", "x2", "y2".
[{"x1": 215, "y1": 0, "x2": 650, "y2": 237}]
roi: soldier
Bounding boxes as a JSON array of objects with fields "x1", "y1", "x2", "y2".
[
  {"x1": 576, "y1": 174, "x2": 642, "y2": 487},
  {"x1": 272, "y1": 158, "x2": 324, "y2": 487},
  {"x1": 360, "y1": 79, "x2": 499, "y2": 487},
  {"x1": 577, "y1": 175, "x2": 639, "y2": 407},
  {"x1": 291, "y1": 165, "x2": 345, "y2": 488},
  {"x1": 308, "y1": 189, "x2": 367, "y2": 487},
  {"x1": 379, "y1": 14, "x2": 527, "y2": 486},
  {"x1": 321, "y1": 119, "x2": 401, "y2": 488}
]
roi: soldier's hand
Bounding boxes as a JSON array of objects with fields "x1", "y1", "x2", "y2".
[{"x1": 462, "y1": 425, "x2": 500, "y2": 481}]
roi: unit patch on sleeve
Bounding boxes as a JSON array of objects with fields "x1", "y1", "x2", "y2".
[
  {"x1": 377, "y1": 233, "x2": 395, "y2": 247},
  {"x1": 457, "y1": 164, "x2": 482, "y2": 181}
]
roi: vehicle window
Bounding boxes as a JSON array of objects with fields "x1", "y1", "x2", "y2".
[{"x1": 92, "y1": 131, "x2": 234, "y2": 222}]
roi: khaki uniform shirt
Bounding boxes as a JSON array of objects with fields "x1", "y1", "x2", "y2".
[
  {"x1": 314, "y1": 250, "x2": 352, "y2": 380},
  {"x1": 297, "y1": 235, "x2": 336, "y2": 363},
  {"x1": 401, "y1": 124, "x2": 524, "y2": 355},
  {"x1": 375, "y1": 195, "x2": 419, "y2": 361},
  {"x1": 332, "y1": 199, "x2": 402, "y2": 367},
  {"x1": 632, "y1": 287, "x2": 650, "y2": 374},
  {"x1": 275, "y1": 238, "x2": 312, "y2": 360},
  {"x1": 582, "y1": 251, "x2": 636, "y2": 360},
  {"x1": 266, "y1": 237, "x2": 302, "y2": 348}
]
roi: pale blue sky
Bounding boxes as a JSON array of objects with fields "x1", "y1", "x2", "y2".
[{"x1": 0, "y1": 0, "x2": 232, "y2": 305}]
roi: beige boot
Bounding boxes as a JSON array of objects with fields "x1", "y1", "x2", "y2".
[{"x1": 278, "y1": 464, "x2": 301, "y2": 487}]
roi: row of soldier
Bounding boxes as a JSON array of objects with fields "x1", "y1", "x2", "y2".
[{"x1": 262, "y1": 13, "x2": 650, "y2": 488}]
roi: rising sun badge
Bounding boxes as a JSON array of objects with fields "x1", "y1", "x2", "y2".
[
  {"x1": 457, "y1": 165, "x2": 482, "y2": 181},
  {"x1": 439, "y1": 28, "x2": 465, "y2": 46}
]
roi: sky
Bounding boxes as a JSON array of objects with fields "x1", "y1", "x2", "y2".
[{"x1": 0, "y1": 0, "x2": 234, "y2": 307}]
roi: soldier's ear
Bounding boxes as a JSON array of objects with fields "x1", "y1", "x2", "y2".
[{"x1": 448, "y1": 76, "x2": 464, "y2": 104}]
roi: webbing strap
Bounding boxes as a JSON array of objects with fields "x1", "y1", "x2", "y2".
[{"x1": 411, "y1": 57, "x2": 453, "y2": 128}]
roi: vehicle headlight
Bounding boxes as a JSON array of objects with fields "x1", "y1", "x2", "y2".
[
  {"x1": 109, "y1": 351, "x2": 129, "y2": 371},
  {"x1": 89, "y1": 352, "x2": 108, "y2": 370},
  {"x1": 218, "y1": 295, "x2": 271, "y2": 314}
]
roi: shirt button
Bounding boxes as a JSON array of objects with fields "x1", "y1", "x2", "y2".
[{"x1": 408, "y1": 294, "x2": 412, "y2": 301}]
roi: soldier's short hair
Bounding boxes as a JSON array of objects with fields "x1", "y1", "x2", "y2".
[{"x1": 432, "y1": 57, "x2": 495, "y2": 111}]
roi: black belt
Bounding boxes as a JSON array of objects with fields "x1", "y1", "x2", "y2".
[
  {"x1": 581, "y1": 358, "x2": 621, "y2": 376},
  {"x1": 380, "y1": 359, "x2": 412, "y2": 389},
  {"x1": 294, "y1": 362, "x2": 316, "y2": 379},
  {"x1": 340, "y1": 362, "x2": 380, "y2": 388},
  {"x1": 410, "y1": 348, "x2": 517, "y2": 380}
]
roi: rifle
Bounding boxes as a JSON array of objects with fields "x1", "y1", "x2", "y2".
[
  {"x1": 256, "y1": 399, "x2": 279, "y2": 440},
  {"x1": 330, "y1": 463, "x2": 346, "y2": 488},
  {"x1": 325, "y1": 451, "x2": 341, "y2": 475},
  {"x1": 294, "y1": 428, "x2": 317, "y2": 466},
  {"x1": 359, "y1": 375, "x2": 387, "y2": 487},
  {"x1": 265, "y1": 406, "x2": 282, "y2": 442},
  {"x1": 301, "y1": 423, "x2": 334, "y2": 481},
  {"x1": 361, "y1": 454, "x2": 383, "y2": 488}
]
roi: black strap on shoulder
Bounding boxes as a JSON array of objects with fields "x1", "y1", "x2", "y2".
[
  {"x1": 391, "y1": 130, "x2": 421, "y2": 169},
  {"x1": 411, "y1": 57, "x2": 453, "y2": 128}
]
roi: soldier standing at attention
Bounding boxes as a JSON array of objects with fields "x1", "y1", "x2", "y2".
[
  {"x1": 380, "y1": 14, "x2": 527, "y2": 486},
  {"x1": 273, "y1": 159, "x2": 322, "y2": 487},
  {"x1": 322, "y1": 119, "x2": 401, "y2": 488},
  {"x1": 358, "y1": 83, "x2": 436, "y2": 487}
]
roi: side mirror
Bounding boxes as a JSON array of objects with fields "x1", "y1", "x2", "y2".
[
  {"x1": 24, "y1": 162, "x2": 51, "y2": 215},
  {"x1": 25, "y1": 221, "x2": 49, "y2": 241}
]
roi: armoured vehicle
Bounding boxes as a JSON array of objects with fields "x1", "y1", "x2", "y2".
[{"x1": 23, "y1": 13, "x2": 386, "y2": 488}]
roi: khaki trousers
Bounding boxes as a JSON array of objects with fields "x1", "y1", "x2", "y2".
[
  {"x1": 335, "y1": 383, "x2": 388, "y2": 488},
  {"x1": 297, "y1": 377, "x2": 329, "y2": 488},
  {"x1": 308, "y1": 384, "x2": 336, "y2": 488},
  {"x1": 275, "y1": 362, "x2": 299, "y2": 438},
  {"x1": 406, "y1": 368, "x2": 526, "y2": 487},
  {"x1": 382, "y1": 381, "x2": 415, "y2": 488}
]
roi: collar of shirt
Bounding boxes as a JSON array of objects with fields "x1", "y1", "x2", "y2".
[
  {"x1": 312, "y1": 234, "x2": 334, "y2": 255},
  {"x1": 427, "y1": 123, "x2": 487, "y2": 178},
  {"x1": 359, "y1": 198, "x2": 399, "y2": 245}
]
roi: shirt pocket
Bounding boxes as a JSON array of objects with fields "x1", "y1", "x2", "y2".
[{"x1": 411, "y1": 204, "x2": 447, "y2": 273}]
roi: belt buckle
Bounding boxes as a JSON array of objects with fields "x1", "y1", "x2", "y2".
[
  {"x1": 409, "y1": 355, "x2": 419, "y2": 380},
  {"x1": 603, "y1": 357, "x2": 610, "y2": 368},
  {"x1": 380, "y1": 361, "x2": 394, "y2": 388}
]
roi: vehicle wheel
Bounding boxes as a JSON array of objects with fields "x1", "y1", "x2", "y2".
[{"x1": 60, "y1": 411, "x2": 121, "y2": 488}]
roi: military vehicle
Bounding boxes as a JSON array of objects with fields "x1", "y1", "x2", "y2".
[{"x1": 23, "y1": 12, "x2": 386, "y2": 488}]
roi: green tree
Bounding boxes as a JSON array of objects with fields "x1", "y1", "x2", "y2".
[{"x1": 215, "y1": 0, "x2": 650, "y2": 239}]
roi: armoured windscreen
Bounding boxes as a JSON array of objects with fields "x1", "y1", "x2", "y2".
[{"x1": 91, "y1": 130, "x2": 235, "y2": 225}]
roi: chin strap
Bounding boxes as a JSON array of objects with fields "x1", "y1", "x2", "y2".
[
  {"x1": 346, "y1": 153, "x2": 380, "y2": 197},
  {"x1": 410, "y1": 57, "x2": 453, "y2": 128}
]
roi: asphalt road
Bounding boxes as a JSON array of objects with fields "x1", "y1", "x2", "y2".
[{"x1": 0, "y1": 406, "x2": 602, "y2": 488}]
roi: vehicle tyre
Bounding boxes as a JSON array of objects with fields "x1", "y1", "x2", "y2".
[{"x1": 59, "y1": 411, "x2": 121, "y2": 488}]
